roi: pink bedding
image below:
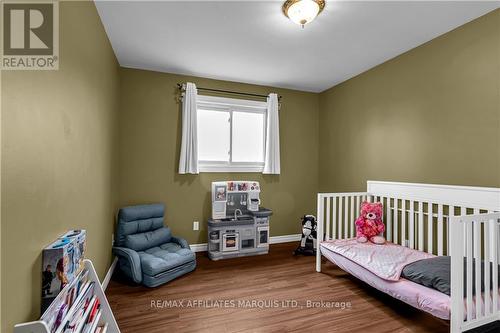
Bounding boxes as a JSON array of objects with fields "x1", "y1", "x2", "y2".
[
  {"x1": 320, "y1": 243, "x2": 451, "y2": 319},
  {"x1": 321, "y1": 238, "x2": 434, "y2": 281},
  {"x1": 320, "y1": 241, "x2": 500, "y2": 321}
]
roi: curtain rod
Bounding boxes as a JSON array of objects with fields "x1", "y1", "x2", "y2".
[{"x1": 176, "y1": 83, "x2": 282, "y2": 101}]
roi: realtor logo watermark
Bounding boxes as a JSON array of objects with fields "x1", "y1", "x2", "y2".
[
  {"x1": 1, "y1": 1, "x2": 59, "y2": 70},
  {"x1": 150, "y1": 298, "x2": 353, "y2": 310}
]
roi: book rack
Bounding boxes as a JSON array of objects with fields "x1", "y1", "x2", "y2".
[{"x1": 14, "y1": 259, "x2": 120, "y2": 333}]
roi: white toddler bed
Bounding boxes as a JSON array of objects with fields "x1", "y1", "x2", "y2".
[{"x1": 315, "y1": 181, "x2": 500, "y2": 333}]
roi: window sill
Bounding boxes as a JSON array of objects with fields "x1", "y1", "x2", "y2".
[{"x1": 199, "y1": 164, "x2": 264, "y2": 173}]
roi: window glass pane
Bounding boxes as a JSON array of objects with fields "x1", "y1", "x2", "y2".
[
  {"x1": 197, "y1": 109, "x2": 230, "y2": 161},
  {"x1": 232, "y1": 111, "x2": 265, "y2": 162}
]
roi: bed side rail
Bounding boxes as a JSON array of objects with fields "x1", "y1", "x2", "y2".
[
  {"x1": 450, "y1": 213, "x2": 500, "y2": 333},
  {"x1": 316, "y1": 191, "x2": 498, "y2": 273},
  {"x1": 318, "y1": 191, "x2": 495, "y2": 253}
]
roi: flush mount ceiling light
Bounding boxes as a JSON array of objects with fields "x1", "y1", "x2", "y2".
[{"x1": 282, "y1": 0, "x2": 325, "y2": 27}]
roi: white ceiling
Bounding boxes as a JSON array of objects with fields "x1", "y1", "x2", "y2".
[{"x1": 95, "y1": 1, "x2": 499, "y2": 93}]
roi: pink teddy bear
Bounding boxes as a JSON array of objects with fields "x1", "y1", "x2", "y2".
[{"x1": 355, "y1": 201, "x2": 386, "y2": 245}]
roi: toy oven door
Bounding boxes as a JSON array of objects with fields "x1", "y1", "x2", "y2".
[
  {"x1": 257, "y1": 226, "x2": 269, "y2": 247},
  {"x1": 222, "y1": 233, "x2": 239, "y2": 252}
]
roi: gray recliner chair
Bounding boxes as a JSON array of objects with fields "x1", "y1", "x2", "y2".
[{"x1": 113, "y1": 203, "x2": 196, "y2": 287}]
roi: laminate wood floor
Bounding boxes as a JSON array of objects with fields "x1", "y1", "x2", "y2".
[{"x1": 106, "y1": 242, "x2": 450, "y2": 333}]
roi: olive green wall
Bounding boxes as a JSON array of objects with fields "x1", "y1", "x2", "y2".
[
  {"x1": 318, "y1": 9, "x2": 500, "y2": 192},
  {"x1": 118, "y1": 68, "x2": 319, "y2": 244},
  {"x1": 1, "y1": 2, "x2": 119, "y2": 332}
]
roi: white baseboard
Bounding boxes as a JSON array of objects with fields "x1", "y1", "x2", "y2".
[
  {"x1": 190, "y1": 243, "x2": 209, "y2": 252},
  {"x1": 190, "y1": 233, "x2": 301, "y2": 253},
  {"x1": 102, "y1": 256, "x2": 118, "y2": 291},
  {"x1": 269, "y1": 234, "x2": 301, "y2": 244}
]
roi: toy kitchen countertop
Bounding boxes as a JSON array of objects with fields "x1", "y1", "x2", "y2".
[
  {"x1": 208, "y1": 208, "x2": 272, "y2": 226},
  {"x1": 249, "y1": 207, "x2": 273, "y2": 217}
]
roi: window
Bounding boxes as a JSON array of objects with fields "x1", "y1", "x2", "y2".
[{"x1": 197, "y1": 95, "x2": 267, "y2": 172}]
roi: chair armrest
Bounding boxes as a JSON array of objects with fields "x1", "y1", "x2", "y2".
[
  {"x1": 171, "y1": 236, "x2": 190, "y2": 250},
  {"x1": 112, "y1": 246, "x2": 142, "y2": 283}
]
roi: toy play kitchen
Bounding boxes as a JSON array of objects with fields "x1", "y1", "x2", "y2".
[{"x1": 208, "y1": 181, "x2": 272, "y2": 260}]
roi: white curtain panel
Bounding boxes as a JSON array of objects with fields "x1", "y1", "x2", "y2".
[
  {"x1": 178, "y1": 82, "x2": 199, "y2": 174},
  {"x1": 263, "y1": 93, "x2": 281, "y2": 174}
]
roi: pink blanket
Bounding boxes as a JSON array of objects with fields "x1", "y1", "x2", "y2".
[
  {"x1": 321, "y1": 245, "x2": 451, "y2": 319},
  {"x1": 321, "y1": 238, "x2": 435, "y2": 281}
]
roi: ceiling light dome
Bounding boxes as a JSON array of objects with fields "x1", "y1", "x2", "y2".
[{"x1": 283, "y1": 0, "x2": 325, "y2": 27}]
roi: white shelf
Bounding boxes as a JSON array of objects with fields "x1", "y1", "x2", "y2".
[{"x1": 14, "y1": 259, "x2": 120, "y2": 333}]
